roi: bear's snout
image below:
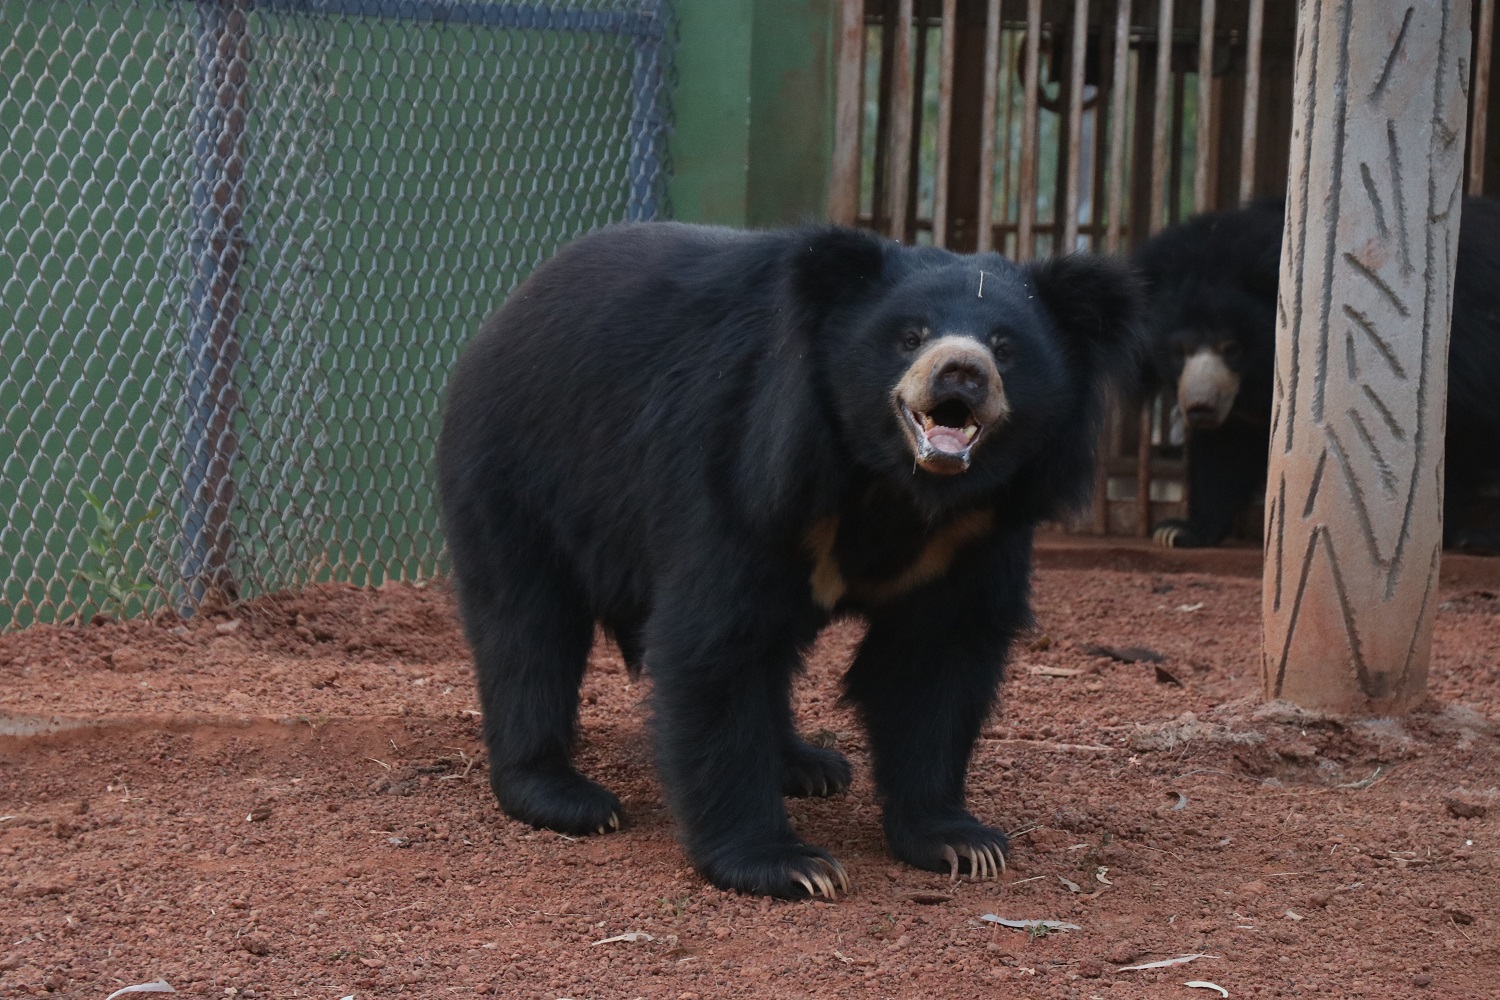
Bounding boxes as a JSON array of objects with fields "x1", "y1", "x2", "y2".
[
  {"x1": 933, "y1": 356, "x2": 991, "y2": 406},
  {"x1": 893, "y1": 337, "x2": 1010, "y2": 476}
]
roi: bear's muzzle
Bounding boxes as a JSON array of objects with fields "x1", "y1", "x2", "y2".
[{"x1": 893, "y1": 336, "x2": 1011, "y2": 475}]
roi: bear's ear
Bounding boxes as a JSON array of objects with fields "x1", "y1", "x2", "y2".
[
  {"x1": 1024, "y1": 254, "x2": 1146, "y2": 387},
  {"x1": 788, "y1": 226, "x2": 890, "y2": 325}
]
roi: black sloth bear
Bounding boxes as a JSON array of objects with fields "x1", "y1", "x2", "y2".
[
  {"x1": 1137, "y1": 197, "x2": 1500, "y2": 551},
  {"x1": 437, "y1": 222, "x2": 1142, "y2": 898}
]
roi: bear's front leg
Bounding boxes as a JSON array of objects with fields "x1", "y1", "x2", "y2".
[
  {"x1": 648, "y1": 571, "x2": 846, "y2": 899},
  {"x1": 843, "y1": 529, "x2": 1031, "y2": 880}
]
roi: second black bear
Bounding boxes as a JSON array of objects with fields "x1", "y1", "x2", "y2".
[
  {"x1": 438, "y1": 223, "x2": 1142, "y2": 897},
  {"x1": 1137, "y1": 198, "x2": 1500, "y2": 551}
]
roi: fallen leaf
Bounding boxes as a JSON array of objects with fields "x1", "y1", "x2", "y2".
[
  {"x1": 1118, "y1": 953, "x2": 1215, "y2": 971},
  {"x1": 592, "y1": 931, "x2": 654, "y2": 946},
  {"x1": 1080, "y1": 643, "x2": 1165, "y2": 663},
  {"x1": 105, "y1": 985, "x2": 176, "y2": 999},
  {"x1": 897, "y1": 890, "x2": 954, "y2": 904},
  {"x1": 1058, "y1": 875, "x2": 1082, "y2": 892},
  {"x1": 1095, "y1": 867, "x2": 1112, "y2": 886},
  {"x1": 1029, "y1": 665, "x2": 1084, "y2": 678},
  {"x1": 1445, "y1": 798, "x2": 1487, "y2": 819},
  {"x1": 1154, "y1": 665, "x2": 1184, "y2": 686},
  {"x1": 1186, "y1": 982, "x2": 1229, "y2": 997},
  {"x1": 1176, "y1": 603, "x2": 1205, "y2": 613},
  {"x1": 980, "y1": 915, "x2": 1082, "y2": 932}
]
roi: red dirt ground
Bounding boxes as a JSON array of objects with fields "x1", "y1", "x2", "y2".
[{"x1": 2, "y1": 539, "x2": 1498, "y2": 999}]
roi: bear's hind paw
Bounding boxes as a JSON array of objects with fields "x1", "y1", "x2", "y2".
[
  {"x1": 1152, "y1": 519, "x2": 1205, "y2": 549},
  {"x1": 781, "y1": 739, "x2": 853, "y2": 798}
]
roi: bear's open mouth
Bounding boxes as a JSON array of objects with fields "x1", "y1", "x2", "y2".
[{"x1": 901, "y1": 399, "x2": 982, "y2": 472}]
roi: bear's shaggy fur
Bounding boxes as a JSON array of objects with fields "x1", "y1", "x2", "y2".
[
  {"x1": 1137, "y1": 198, "x2": 1500, "y2": 551},
  {"x1": 438, "y1": 222, "x2": 1142, "y2": 897}
]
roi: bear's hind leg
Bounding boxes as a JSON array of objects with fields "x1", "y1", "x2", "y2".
[
  {"x1": 776, "y1": 701, "x2": 852, "y2": 798},
  {"x1": 452, "y1": 546, "x2": 622, "y2": 836}
]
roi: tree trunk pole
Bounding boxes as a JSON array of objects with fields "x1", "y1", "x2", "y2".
[{"x1": 1263, "y1": 1, "x2": 1471, "y2": 713}]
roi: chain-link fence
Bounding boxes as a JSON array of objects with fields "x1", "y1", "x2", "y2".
[{"x1": 0, "y1": 0, "x2": 674, "y2": 629}]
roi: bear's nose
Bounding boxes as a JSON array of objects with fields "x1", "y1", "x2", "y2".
[{"x1": 932, "y1": 358, "x2": 989, "y2": 403}]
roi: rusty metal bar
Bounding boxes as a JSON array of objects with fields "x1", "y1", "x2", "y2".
[
  {"x1": 1061, "y1": 0, "x2": 1089, "y2": 253},
  {"x1": 830, "y1": 0, "x2": 866, "y2": 225},
  {"x1": 1016, "y1": 0, "x2": 1042, "y2": 260},
  {"x1": 1472, "y1": 0, "x2": 1495, "y2": 195},
  {"x1": 1238, "y1": 0, "x2": 1264, "y2": 204},
  {"x1": 884, "y1": 0, "x2": 915, "y2": 242},
  {"x1": 1148, "y1": 0, "x2": 1174, "y2": 234},
  {"x1": 976, "y1": 0, "x2": 1002, "y2": 252},
  {"x1": 1105, "y1": 0, "x2": 1133, "y2": 252},
  {"x1": 1092, "y1": 407, "x2": 1113, "y2": 534},
  {"x1": 1136, "y1": 401, "x2": 1154, "y2": 536},
  {"x1": 932, "y1": 0, "x2": 957, "y2": 245},
  {"x1": 999, "y1": 29, "x2": 1020, "y2": 253},
  {"x1": 1193, "y1": 0, "x2": 1216, "y2": 211}
]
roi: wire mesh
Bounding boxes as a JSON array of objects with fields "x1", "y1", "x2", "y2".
[{"x1": 0, "y1": 0, "x2": 675, "y2": 628}]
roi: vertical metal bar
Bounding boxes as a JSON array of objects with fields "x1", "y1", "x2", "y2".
[
  {"x1": 884, "y1": 0, "x2": 915, "y2": 242},
  {"x1": 1193, "y1": 0, "x2": 1216, "y2": 211},
  {"x1": 1000, "y1": 30, "x2": 1021, "y2": 252},
  {"x1": 932, "y1": 0, "x2": 957, "y2": 245},
  {"x1": 1238, "y1": 0, "x2": 1264, "y2": 204},
  {"x1": 1471, "y1": 0, "x2": 1495, "y2": 195},
  {"x1": 906, "y1": 14, "x2": 929, "y2": 239},
  {"x1": 831, "y1": 0, "x2": 868, "y2": 224},
  {"x1": 1062, "y1": 0, "x2": 1089, "y2": 253},
  {"x1": 183, "y1": 0, "x2": 251, "y2": 612},
  {"x1": 1167, "y1": 53, "x2": 1186, "y2": 224},
  {"x1": 627, "y1": 4, "x2": 668, "y2": 221},
  {"x1": 1097, "y1": 0, "x2": 1133, "y2": 534},
  {"x1": 1148, "y1": 0, "x2": 1174, "y2": 234},
  {"x1": 1106, "y1": 0, "x2": 1133, "y2": 251},
  {"x1": 1017, "y1": 0, "x2": 1042, "y2": 260},
  {"x1": 1136, "y1": 401, "x2": 1153, "y2": 536},
  {"x1": 871, "y1": 0, "x2": 896, "y2": 230},
  {"x1": 976, "y1": 0, "x2": 1002, "y2": 252}
]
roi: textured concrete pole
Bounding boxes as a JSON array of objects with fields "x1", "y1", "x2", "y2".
[{"x1": 1264, "y1": 1, "x2": 1470, "y2": 713}]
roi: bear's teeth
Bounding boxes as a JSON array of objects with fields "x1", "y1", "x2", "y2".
[
  {"x1": 921, "y1": 414, "x2": 936, "y2": 431},
  {"x1": 963, "y1": 424, "x2": 978, "y2": 442}
]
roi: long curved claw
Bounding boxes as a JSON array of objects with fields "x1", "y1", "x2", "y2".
[
  {"x1": 608, "y1": 812, "x2": 620, "y2": 832},
  {"x1": 942, "y1": 845, "x2": 960, "y2": 883},
  {"x1": 791, "y1": 872, "x2": 817, "y2": 898},
  {"x1": 827, "y1": 859, "x2": 851, "y2": 893},
  {"x1": 815, "y1": 870, "x2": 837, "y2": 898},
  {"x1": 996, "y1": 847, "x2": 1007, "y2": 874}
]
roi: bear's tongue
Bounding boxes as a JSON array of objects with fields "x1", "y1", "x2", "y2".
[{"x1": 925, "y1": 425, "x2": 970, "y2": 455}]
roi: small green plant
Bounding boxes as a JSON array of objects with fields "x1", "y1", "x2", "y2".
[{"x1": 78, "y1": 490, "x2": 161, "y2": 619}]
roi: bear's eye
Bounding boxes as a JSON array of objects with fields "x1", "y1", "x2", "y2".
[
  {"x1": 900, "y1": 329, "x2": 924, "y2": 351},
  {"x1": 991, "y1": 338, "x2": 1014, "y2": 364}
]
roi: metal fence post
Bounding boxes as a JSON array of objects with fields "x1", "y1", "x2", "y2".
[
  {"x1": 628, "y1": 1, "x2": 670, "y2": 221},
  {"x1": 181, "y1": 0, "x2": 252, "y2": 612}
]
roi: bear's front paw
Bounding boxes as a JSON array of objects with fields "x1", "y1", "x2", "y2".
[
  {"x1": 695, "y1": 838, "x2": 850, "y2": 899},
  {"x1": 1152, "y1": 519, "x2": 1205, "y2": 549},
  {"x1": 782, "y1": 738, "x2": 853, "y2": 798},
  {"x1": 885, "y1": 809, "x2": 1009, "y2": 881}
]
